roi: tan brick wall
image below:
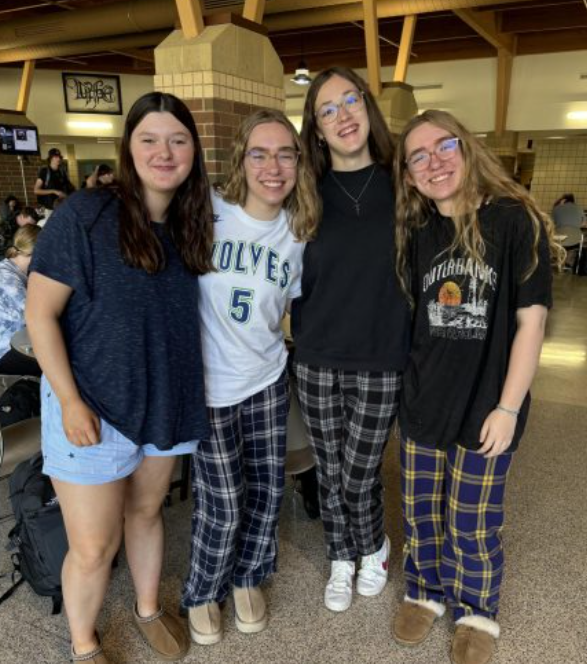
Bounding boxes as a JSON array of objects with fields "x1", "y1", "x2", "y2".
[
  {"x1": 530, "y1": 138, "x2": 587, "y2": 212},
  {"x1": 0, "y1": 154, "x2": 44, "y2": 206},
  {"x1": 184, "y1": 97, "x2": 261, "y2": 184}
]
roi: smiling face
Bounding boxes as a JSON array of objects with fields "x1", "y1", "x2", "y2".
[
  {"x1": 314, "y1": 74, "x2": 371, "y2": 171},
  {"x1": 130, "y1": 111, "x2": 195, "y2": 214},
  {"x1": 404, "y1": 121, "x2": 465, "y2": 217},
  {"x1": 243, "y1": 121, "x2": 297, "y2": 221}
]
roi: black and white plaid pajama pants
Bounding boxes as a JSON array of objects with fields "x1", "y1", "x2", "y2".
[
  {"x1": 182, "y1": 371, "x2": 288, "y2": 608},
  {"x1": 293, "y1": 362, "x2": 401, "y2": 561}
]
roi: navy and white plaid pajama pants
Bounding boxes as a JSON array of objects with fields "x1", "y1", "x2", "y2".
[
  {"x1": 293, "y1": 362, "x2": 401, "y2": 561},
  {"x1": 401, "y1": 437, "x2": 513, "y2": 620},
  {"x1": 182, "y1": 371, "x2": 288, "y2": 608}
]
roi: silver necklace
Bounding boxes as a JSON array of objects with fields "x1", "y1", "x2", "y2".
[{"x1": 329, "y1": 164, "x2": 377, "y2": 216}]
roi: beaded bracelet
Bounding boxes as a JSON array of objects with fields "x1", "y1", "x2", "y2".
[{"x1": 496, "y1": 404, "x2": 520, "y2": 417}]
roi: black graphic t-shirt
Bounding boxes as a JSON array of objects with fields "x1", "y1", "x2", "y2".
[{"x1": 399, "y1": 198, "x2": 552, "y2": 451}]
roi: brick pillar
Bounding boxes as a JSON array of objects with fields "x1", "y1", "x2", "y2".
[
  {"x1": 376, "y1": 82, "x2": 418, "y2": 135},
  {"x1": 154, "y1": 17, "x2": 284, "y2": 183}
]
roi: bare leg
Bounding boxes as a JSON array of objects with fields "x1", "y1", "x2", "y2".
[
  {"x1": 52, "y1": 478, "x2": 126, "y2": 656},
  {"x1": 124, "y1": 456, "x2": 177, "y2": 617}
]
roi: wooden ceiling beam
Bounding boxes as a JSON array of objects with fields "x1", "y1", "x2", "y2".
[
  {"x1": 393, "y1": 15, "x2": 417, "y2": 83},
  {"x1": 264, "y1": 0, "x2": 540, "y2": 32},
  {"x1": 174, "y1": 0, "x2": 204, "y2": 39},
  {"x1": 453, "y1": 8, "x2": 514, "y2": 52},
  {"x1": 16, "y1": 59, "x2": 35, "y2": 113},
  {"x1": 242, "y1": 0, "x2": 266, "y2": 24},
  {"x1": 363, "y1": 0, "x2": 382, "y2": 96},
  {"x1": 495, "y1": 47, "x2": 513, "y2": 136}
]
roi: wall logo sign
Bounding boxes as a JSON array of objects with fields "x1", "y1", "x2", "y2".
[{"x1": 62, "y1": 73, "x2": 122, "y2": 115}]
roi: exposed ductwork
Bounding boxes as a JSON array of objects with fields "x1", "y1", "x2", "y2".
[
  {"x1": 0, "y1": 0, "x2": 540, "y2": 64},
  {"x1": 0, "y1": 0, "x2": 177, "y2": 51},
  {"x1": 264, "y1": 0, "x2": 539, "y2": 31},
  {"x1": 0, "y1": 31, "x2": 170, "y2": 65}
]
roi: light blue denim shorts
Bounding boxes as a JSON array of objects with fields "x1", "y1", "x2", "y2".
[{"x1": 41, "y1": 377, "x2": 199, "y2": 485}]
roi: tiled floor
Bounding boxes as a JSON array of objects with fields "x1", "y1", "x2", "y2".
[{"x1": 0, "y1": 272, "x2": 585, "y2": 664}]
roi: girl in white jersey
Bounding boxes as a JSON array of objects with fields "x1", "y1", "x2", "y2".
[{"x1": 182, "y1": 109, "x2": 319, "y2": 644}]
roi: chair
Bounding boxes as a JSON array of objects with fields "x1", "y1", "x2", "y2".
[{"x1": 552, "y1": 203, "x2": 585, "y2": 273}]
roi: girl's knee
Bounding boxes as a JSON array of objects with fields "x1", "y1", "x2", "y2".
[{"x1": 67, "y1": 538, "x2": 120, "y2": 574}]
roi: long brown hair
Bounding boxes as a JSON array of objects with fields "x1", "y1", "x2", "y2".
[
  {"x1": 395, "y1": 110, "x2": 565, "y2": 304},
  {"x1": 301, "y1": 66, "x2": 396, "y2": 180},
  {"x1": 220, "y1": 109, "x2": 320, "y2": 241},
  {"x1": 118, "y1": 92, "x2": 214, "y2": 275}
]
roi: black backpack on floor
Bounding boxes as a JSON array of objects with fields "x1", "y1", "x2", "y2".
[
  {"x1": 0, "y1": 452, "x2": 68, "y2": 614},
  {"x1": 0, "y1": 378, "x2": 41, "y2": 428}
]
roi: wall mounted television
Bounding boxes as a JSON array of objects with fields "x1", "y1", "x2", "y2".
[{"x1": 0, "y1": 123, "x2": 40, "y2": 156}]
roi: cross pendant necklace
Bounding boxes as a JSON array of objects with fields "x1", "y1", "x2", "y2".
[{"x1": 329, "y1": 164, "x2": 377, "y2": 217}]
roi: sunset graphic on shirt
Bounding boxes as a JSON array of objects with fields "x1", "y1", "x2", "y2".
[{"x1": 438, "y1": 281, "x2": 462, "y2": 306}]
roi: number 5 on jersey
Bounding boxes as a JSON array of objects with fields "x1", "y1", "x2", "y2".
[{"x1": 230, "y1": 288, "x2": 254, "y2": 324}]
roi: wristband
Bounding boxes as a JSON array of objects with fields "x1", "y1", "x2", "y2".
[{"x1": 496, "y1": 404, "x2": 519, "y2": 417}]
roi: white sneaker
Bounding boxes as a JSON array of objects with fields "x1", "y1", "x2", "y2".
[
  {"x1": 356, "y1": 535, "x2": 390, "y2": 597},
  {"x1": 324, "y1": 560, "x2": 355, "y2": 612}
]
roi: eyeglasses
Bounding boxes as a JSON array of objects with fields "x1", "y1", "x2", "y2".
[
  {"x1": 245, "y1": 148, "x2": 300, "y2": 169},
  {"x1": 406, "y1": 137, "x2": 461, "y2": 172},
  {"x1": 316, "y1": 90, "x2": 365, "y2": 124}
]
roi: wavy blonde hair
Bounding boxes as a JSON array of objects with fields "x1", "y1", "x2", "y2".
[
  {"x1": 6, "y1": 225, "x2": 41, "y2": 259},
  {"x1": 395, "y1": 110, "x2": 565, "y2": 304},
  {"x1": 219, "y1": 109, "x2": 320, "y2": 241}
]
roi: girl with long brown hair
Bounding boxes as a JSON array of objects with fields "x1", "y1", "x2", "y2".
[
  {"x1": 291, "y1": 67, "x2": 411, "y2": 613},
  {"x1": 392, "y1": 110, "x2": 563, "y2": 664},
  {"x1": 25, "y1": 91, "x2": 214, "y2": 664}
]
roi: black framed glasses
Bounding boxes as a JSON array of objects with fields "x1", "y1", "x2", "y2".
[
  {"x1": 316, "y1": 90, "x2": 365, "y2": 125},
  {"x1": 245, "y1": 148, "x2": 300, "y2": 169},
  {"x1": 406, "y1": 137, "x2": 461, "y2": 172}
]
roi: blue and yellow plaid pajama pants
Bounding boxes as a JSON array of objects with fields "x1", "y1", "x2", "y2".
[{"x1": 401, "y1": 437, "x2": 513, "y2": 621}]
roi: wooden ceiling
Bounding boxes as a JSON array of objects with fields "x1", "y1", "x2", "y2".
[{"x1": 0, "y1": 0, "x2": 585, "y2": 76}]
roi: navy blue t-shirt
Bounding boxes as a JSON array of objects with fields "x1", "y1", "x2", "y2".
[{"x1": 31, "y1": 189, "x2": 209, "y2": 450}]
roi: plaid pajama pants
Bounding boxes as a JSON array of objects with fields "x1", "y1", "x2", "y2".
[
  {"x1": 293, "y1": 362, "x2": 402, "y2": 561},
  {"x1": 182, "y1": 370, "x2": 288, "y2": 608},
  {"x1": 401, "y1": 437, "x2": 513, "y2": 621}
]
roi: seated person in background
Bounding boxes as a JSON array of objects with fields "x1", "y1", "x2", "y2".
[
  {"x1": 85, "y1": 163, "x2": 116, "y2": 189},
  {"x1": 0, "y1": 195, "x2": 19, "y2": 225},
  {"x1": 0, "y1": 195, "x2": 20, "y2": 252},
  {"x1": 15, "y1": 207, "x2": 40, "y2": 228},
  {"x1": 0, "y1": 225, "x2": 42, "y2": 377},
  {"x1": 552, "y1": 192, "x2": 585, "y2": 227},
  {"x1": 34, "y1": 148, "x2": 75, "y2": 210}
]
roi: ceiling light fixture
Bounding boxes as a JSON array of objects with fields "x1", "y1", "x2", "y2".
[
  {"x1": 291, "y1": 60, "x2": 312, "y2": 86},
  {"x1": 567, "y1": 111, "x2": 587, "y2": 120},
  {"x1": 67, "y1": 120, "x2": 113, "y2": 130}
]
